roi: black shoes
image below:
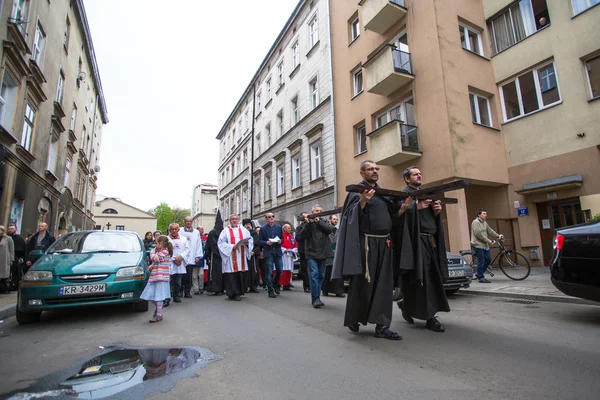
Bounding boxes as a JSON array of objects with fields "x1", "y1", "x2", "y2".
[
  {"x1": 396, "y1": 299, "x2": 414, "y2": 324},
  {"x1": 374, "y1": 325, "x2": 402, "y2": 341},
  {"x1": 335, "y1": 293, "x2": 346, "y2": 298},
  {"x1": 312, "y1": 299, "x2": 325, "y2": 308},
  {"x1": 283, "y1": 286, "x2": 291, "y2": 291},
  {"x1": 173, "y1": 297, "x2": 182, "y2": 303},
  {"x1": 426, "y1": 316, "x2": 446, "y2": 332},
  {"x1": 478, "y1": 278, "x2": 491, "y2": 283},
  {"x1": 249, "y1": 288, "x2": 260, "y2": 293},
  {"x1": 163, "y1": 299, "x2": 170, "y2": 307},
  {"x1": 229, "y1": 295, "x2": 242, "y2": 301},
  {"x1": 303, "y1": 288, "x2": 311, "y2": 293},
  {"x1": 348, "y1": 323, "x2": 359, "y2": 333},
  {"x1": 274, "y1": 288, "x2": 280, "y2": 295},
  {"x1": 268, "y1": 291, "x2": 277, "y2": 298},
  {"x1": 184, "y1": 293, "x2": 192, "y2": 298}
]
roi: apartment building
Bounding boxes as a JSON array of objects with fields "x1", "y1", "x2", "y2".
[
  {"x1": 0, "y1": 0, "x2": 108, "y2": 236},
  {"x1": 192, "y1": 183, "x2": 218, "y2": 229},
  {"x1": 217, "y1": 0, "x2": 335, "y2": 226},
  {"x1": 482, "y1": 0, "x2": 600, "y2": 264}
]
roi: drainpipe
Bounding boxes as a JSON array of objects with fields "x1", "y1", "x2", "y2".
[
  {"x1": 326, "y1": 0, "x2": 338, "y2": 207},
  {"x1": 83, "y1": 93, "x2": 98, "y2": 230},
  {"x1": 249, "y1": 84, "x2": 256, "y2": 219}
]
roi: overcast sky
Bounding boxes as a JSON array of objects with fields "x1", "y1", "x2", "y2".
[{"x1": 83, "y1": 0, "x2": 299, "y2": 212}]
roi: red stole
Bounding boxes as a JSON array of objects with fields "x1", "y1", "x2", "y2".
[{"x1": 228, "y1": 226, "x2": 246, "y2": 272}]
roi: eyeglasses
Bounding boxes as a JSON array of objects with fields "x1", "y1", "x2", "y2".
[
  {"x1": 266, "y1": 215, "x2": 275, "y2": 219},
  {"x1": 364, "y1": 167, "x2": 380, "y2": 172}
]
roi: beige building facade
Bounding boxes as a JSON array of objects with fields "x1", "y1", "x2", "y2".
[
  {"x1": 192, "y1": 183, "x2": 218, "y2": 229},
  {"x1": 93, "y1": 198, "x2": 157, "y2": 238},
  {"x1": 0, "y1": 0, "x2": 108, "y2": 237}
]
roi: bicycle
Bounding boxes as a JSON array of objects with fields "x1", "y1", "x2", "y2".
[{"x1": 459, "y1": 240, "x2": 531, "y2": 281}]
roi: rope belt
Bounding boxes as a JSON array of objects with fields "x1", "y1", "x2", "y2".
[
  {"x1": 420, "y1": 233, "x2": 436, "y2": 249},
  {"x1": 362, "y1": 233, "x2": 389, "y2": 283}
]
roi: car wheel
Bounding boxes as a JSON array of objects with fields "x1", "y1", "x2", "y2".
[
  {"x1": 16, "y1": 305, "x2": 42, "y2": 325},
  {"x1": 445, "y1": 289, "x2": 460, "y2": 296},
  {"x1": 132, "y1": 300, "x2": 149, "y2": 312}
]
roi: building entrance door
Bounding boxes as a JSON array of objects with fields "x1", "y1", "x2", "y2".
[{"x1": 536, "y1": 198, "x2": 583, "y2": 265}]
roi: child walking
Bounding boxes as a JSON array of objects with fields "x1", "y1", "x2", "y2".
[{"x1": 141, "y1": 235, "x2": 172, "y2": 323}]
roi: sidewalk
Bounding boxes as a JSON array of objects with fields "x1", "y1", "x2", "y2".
[
  {"x1": 460, "y1": 267, "x2": 599, "y2": 306},
  {"x1": 0, "y1": 292, "x2": 17, "y2": 321}
]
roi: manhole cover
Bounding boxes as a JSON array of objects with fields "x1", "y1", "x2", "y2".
[{"x1": 498, "y1": 299, "x2": 539, "y2": 304}]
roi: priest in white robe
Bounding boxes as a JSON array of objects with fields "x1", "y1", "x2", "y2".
[
  {"x1": 167, "y1": 223, "x2": 190, "y2": 304},
  {"x1": 218, "y1": 215, "x2": 253, "y2": 301}
]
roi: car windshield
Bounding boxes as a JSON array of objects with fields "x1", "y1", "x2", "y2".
[{"x1": 47, "y1": 232, "x2": 142, "y2": 254}]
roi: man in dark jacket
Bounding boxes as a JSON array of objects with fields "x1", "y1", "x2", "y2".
[
  {"x1": 323, "y1": 215, "x2": 345, "y2": 297},
  {"x1": 297, "y1": 204, "x2": 332, "y2": 308},
  {"x1": 259, "y1": 213, "x2": 284, "y2": 298},
  {"x1": 25, "y1": 223, "x2": 55, "y2": 268},
  {"x1": 8, "y1": 224, "x2": 26, "y2": 286},
  {"x1": 295, "y1": 212, "x2": 311, "y2": 293}
]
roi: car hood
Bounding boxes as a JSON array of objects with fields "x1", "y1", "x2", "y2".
[{"x1": 33, "y1": 253, "x2": 143, "y2": 275}]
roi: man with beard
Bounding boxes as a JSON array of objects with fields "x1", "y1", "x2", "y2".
[
  {"x1": 7, "y1": 224, "x2": 26, "y2": 287},
  {"x1": 396, "y1": 166, "x2": 450, "y2": 332},
  {"x1": 205, "y1": 211, "x2": 225, "y2": 296},
  {"x1": 242, "y1": 219, "x2": 260, "y2": 293},
  {"x1": 332, "y1": 160, "x2": 402, "y2": 340},
  {"x1": 218, "y1": 215, "x2": 253, "y2": 301}
]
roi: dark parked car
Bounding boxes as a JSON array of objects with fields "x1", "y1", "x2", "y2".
[{"x1": 549, "y1": 221, "x2": 600, "y2": 303}]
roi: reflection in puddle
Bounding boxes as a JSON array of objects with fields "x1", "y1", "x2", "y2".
[{"x1": 8, "y1": 347, "x2": 222, "y2": 399}]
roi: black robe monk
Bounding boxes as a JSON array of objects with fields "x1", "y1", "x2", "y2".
[
  {"x1": 332, "y1": 181, "x2": 398, "y2": 329},
  {"x1": 396, "y1": 185, "x2": 450, "y2": 321},
  {"x1": 206, "y1": 212, "x2": 224, "y2": 294},
  {"x1": 242, "y1": 229, "x2": 260, "y2": 292}
]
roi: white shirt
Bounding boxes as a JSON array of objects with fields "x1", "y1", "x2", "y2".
[
  {"x1": 217, "y1": 225, "x2": 253, "y2": 274},
  {"x1": 179, "y1": 227, "x2": 203, "y2": 265},
  {"x1": 168, "y1": 235, "x2": 190, "y2": 275}
]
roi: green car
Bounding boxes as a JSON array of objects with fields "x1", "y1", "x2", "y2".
[{"x1": 17, "y1": 231, "x2": 150, "y2": 324}]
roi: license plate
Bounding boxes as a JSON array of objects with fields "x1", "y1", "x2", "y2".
[
  {"x1": 449, "y1": 270, "x2": 465, "y2": 278},
  {"x1": 59, "y1": 284, "x2": 106, "y2": 295}
]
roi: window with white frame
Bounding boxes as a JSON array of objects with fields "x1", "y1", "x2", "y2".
[
  {"x1": 254, "y1": 180, "x2": 261, "y2": 205},
  {"x1": 244, "y1": 110, "x2": 249, "y2": 131},
  {"x1": 265, "y1": 173, "x2": 272, "y2": 201},
  {"x1": 242, "y1": 189, "x2": 248, "y2": 211},
  {"x1": 356, "y1": 124, "x2": 367, "y2": 154},
  {"x1": 232, "y1": 128, "x2": 237, "y2": 144},
  {"x1": 291, "y1": 155, "x2": 300, "y2": 188},
  {"x1": 257, "y1": 91, "x2": 262, "y2": 113},
  {"x1": 47, "y1": 135, "x2": 59, "y2": 174},
  {"x1": 309, "y1": 15, "x2": 319, "y2": 48},
  {"x1": 256, "y1": 133, "x2": 261, "y2": 156},
  {"x1": 32, "y1": 22, "x2": 47, "y2": 65},
  {"x1": 85, "y1": 85, "x2": 90, "y2": 111},
  {"x1": 70, "y1": 104, "x2": 77, "y2": 131},
  {"x1": 469, "y1": 93, "x2": 492, "y2": 127},
  {"x1": 278, "y1": 61, "x2": 284, "y2": 86},
  {"x1": 242, "y1": 149, "x2": 248, "y2": 168},
  {"x1": 310, "y1": 142, "x2": 322, "y2": 181},
  {"x1": 225, "y1": 167, "x2": 230, "y2": 184},
  {"x1": 11, "y1": 0, "x2": 30, "y2": 34},
  {"x1": 236, "y1": 156, "x2": 241, "y2": 174},
  {"x1": 500, "y1": 61, "x2": 560, "y2": 122},
  {"x1": 292, "y1": 41, "x2": 300, "y2": 68},
  {"x1": 221, "y1": 171, "x2": 225, "y2": 186},
  {"x1": 115, "y1": 225, "x2": 125, "y2": 231},
  {"x1": 351, "y1": 17, "x2": 360, "y2": 41},
  {"x1": 375, "y1": 96, "x2": 416, "y2": 128},
  {"x1": 585, "y1": 55, "x2": 600, "y2": 99},
  {"x1": 291, "y1": 96, "x2": 299, "y2": 125},
  {"x1": 277, "y1": 166, "x2": 285, "y2": 195},
  {"x1": 56, "y1": 69, "x2": 65, "y2": 104},
  {"x1": 64, "y1": 158, "x2": 71, "y2": 187},
  {"x1": 0, "y1": 73, "x2": 18, "y2": 130},
  {"x1": 571, "y1": 0, "x2": 600, "y2": 15},
  {"x1": 230, "y1": 162, "x2": 235, "y2": 180},
  {"x1": 80, "y1": 125, "x2": 87, "y2": 150},
  {"x1": 459, "y1": 24, "x2": 483, "y2": 56},
  {"x1": 266, "y1": 123, "x2": 271, "y2": 146},
  {"x1": 353, "y1": 67, "x2": 363, "y2": 96},
  {"x1": 267, "y1": 78, "x2": 272, "y2": 100},
  {"x1": 488, "y1": 0, "x2": 550, "y2": 55},
  {"x1": 237, "y1": 120, "x2": 242, "y2": 139},
  {"x1": 21, "y1": 103, "x2": 35, "y2": 151},
  {"x1": 310, "y1": 77, "x2": 319, "y2": 109},
  {"x1": 277, "y1": 110, "x2": 284, "y2": 137}
]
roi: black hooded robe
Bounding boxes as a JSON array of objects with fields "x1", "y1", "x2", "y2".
[
  {"x1": 242, "y1": 230, "x2": 260, "y2": 291},
  {"x1": 396, "y1": 185, "x2": 450, "y2": 321},
  {"x1": 206, "y1": 212, "x2": 224, "y2": 293},
  {"x1": 332, "y1": 182, "x2": 397, "y2": 328}
]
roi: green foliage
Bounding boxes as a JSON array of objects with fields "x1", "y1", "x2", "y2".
[
  {"x1": 172, "y1": 207, "x2": 192, "y2": 228},
  {"x1": 590, "y1": 214, "x2": 600, "y2": 222},
  {"x1": 148, "y1": 203, "x2": 174, "y2": 234}
]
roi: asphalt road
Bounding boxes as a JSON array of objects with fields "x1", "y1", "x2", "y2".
[{"x1": 1, "y1": 285, "x2": 599, "y2": 400}]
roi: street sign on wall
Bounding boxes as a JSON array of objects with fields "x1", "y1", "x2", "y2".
[{"x1": 517, "y1": 207, "x2": 529, "y2": 217}]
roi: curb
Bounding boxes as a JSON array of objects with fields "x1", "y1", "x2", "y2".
[
  {"x1": 0, "y1": 303, "x2": 16, "y2": 321},
  {"x1": 460, "y1": 289, "x2": 600, "y2": 306}
]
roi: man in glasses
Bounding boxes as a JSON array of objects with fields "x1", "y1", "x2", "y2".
[
  {"x1": 332, "y1": 160, "x2": 402, "y2": 340},
  {"x1": 258, "y1": 213, "x2": 284, "y2": 298}
]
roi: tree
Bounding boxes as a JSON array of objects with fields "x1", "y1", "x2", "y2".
[
  {"x1": 148, "y1": 203, "x2": 174, "y2": 234},
  {"x1": 172, "y1": 207, "x2": 192, "y2": 228}
]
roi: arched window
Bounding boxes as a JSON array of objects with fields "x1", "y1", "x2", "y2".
[{"x1": 102, "y1": 208, "x2": 118, "y2": 214}]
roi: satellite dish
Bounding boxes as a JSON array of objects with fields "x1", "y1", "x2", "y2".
[{"x1": 94, "y1": 165, "x2": 101, "y2": 173}]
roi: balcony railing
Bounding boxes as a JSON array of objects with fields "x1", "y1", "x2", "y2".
[
  {"x1": 364, "y1": 45, "x2": 414, "y2": 96},
  {"x1": 366, "y1": 120, "x2": 420, "y2": 166},
  {"x1": 360, "y1": 0, "x2": 408, "y2": 35}
]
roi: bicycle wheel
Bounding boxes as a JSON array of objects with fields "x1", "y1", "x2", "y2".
[{"x1": 498, "y1": 251, "x2": 531, "y2": 280}]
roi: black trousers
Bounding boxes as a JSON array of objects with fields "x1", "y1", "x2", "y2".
[
  {"x1": 184, "y1": 264, "x2": 194, "y2": 294},
  {"x1": 299, "y1": 252, "x2": 310, "y2": 290},
  {"x1": 323, "y1": 264, "x2": 344, "y2": 295},
  {"x1": 170, "y1": 273, "x2": 184, "y2": 299},
  {"x1": 224, "y1": 272, "x2": 244, "y2": 298}
]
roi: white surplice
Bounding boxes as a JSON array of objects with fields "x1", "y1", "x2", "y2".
[
  {"x1": 217, "y1": 225, "x2": 253, "y2": 274},
  {"x1": 168, "y1": 236, "x2": 190, "y2": 275}
]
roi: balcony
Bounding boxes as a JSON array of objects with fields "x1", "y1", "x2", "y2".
[
  {"x1": 364, "y1": 45, "x2": 414, "y2": 96},
  {"x1": 360, "y1": 0, "x2": 407, "y2": 35},
  {"x1": 366, "y1": 120, "x2": 420, "y2": 166}
]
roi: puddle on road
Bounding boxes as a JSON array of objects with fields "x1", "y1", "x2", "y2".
[{"x1": 6, "y1": 346, "x2": 223, "y2": 399}]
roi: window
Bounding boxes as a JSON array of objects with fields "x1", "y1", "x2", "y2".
[
  {"x1": 63, "y1": 16, "x2": 71, "y2": 51},
  {"x1": 266, "y1": 124, "x2": 271, "y2": 146},
  {"x1": 291, "y1": 97, "x2": 299, "y2": 125},
  {"x1": 115, "y1": 226, "x2": 125, "y2": 231},
  {"x1": 488, "y1": 0, "x2": 550, "y2": 55},
  {"x1": 375, "y1": 97, "x2": 416, "y2": 128},
  {"x1": 64, "y1": 158, "x2": 71, "y2": 187},
  {"x1": 254, "y1": 180, "x2": 261, "y2": 205},
  {"x1": 47, "y1": 136, "x2": 58, "y2": 174},
  {"x1": 278, "y1": 61, "x2": 284, "y2": 86},
  {"x1": 500, "y1": 62, "x2": 560, "y2": 121},
  {"x1": 291, "y1": 156, "x2": 301, "y2": 188},
  {"x1": 277, "y1": 166, "x2": 285, "y2": 195},
  {"x1": 225, "y1": 167, "x2": 230, "y2": 184},
  {"x1": 353, "y1": 68, "x2": 363, "y2": 96},
  {"x1": 277, "y1": 110, "x2": 284, "y2": 137},
  {"x1": 310, "y1": 77, "x2": 319, "y2": 109},
  {"x1": 85, "y1": 85, "x2": 90, "y2": 111},
  {"x1": 76, "y1": 171, "x2": 82, "y2": 201},
  {"x1": 351, "y1": 17, "x2": 360, "y2": 41},
  {"x1": 236, "y1": 156, "x2": 241, "y2": 174},
  {"x1": 459, "y1": 24, "x2": 482, "y2": 56},
  {"x1": 356, "y1": 124, "x2": 367, "y2": 154},
  {"x1": 309, "y1": 15, "x2": 319, "y2": 48},
  {"x1": 77, "y1": 58, "x2": 83, "y2": 87},
  {"x1": 56, "y1": 69, "x2": 65, "y2": 104},
  {"x1": 572, "y1": 0, "x2": 600, "y2": 15},
  {"x1": 585, "y1": 55, "x2": 600, "y2": 99},
  {"x1": 0, "y1": 73, "x2": 18, "y2": 130},
  {"x1": 11, "y1": 0, "x2": 30, "y2": 34},
  {"x1": 257, "y1": 91, "x2": 262, "y2": 113},
  {"x1": 221, "y1": 171, "x2": 225, "y2": 186},
  {"x1": 256, "y1": 133, "x2": 261, "y2": 156},
  {"x1": 242, "y1": 189, "x2": 248, "y2": 211},
  {"x1": 310, "y1": 143, "x2": 322, "y2": 181},
  {"x1": 102, "y1": 208, "x2": 118, "y2": 214},
  {"x1": 230, "y1": 162, "x2": 235, "y2": 180},
  {"x1": 265, "y1": 173, "x2": 272, "y2": 201},
  {"x1": 469, "y1": 93, "x2": 492, "y2": 127},
  {"x1": 292, "y1": 41, "x2": 300, "y2": 68},
  {"x1": 237, "y1": 119, "x2": 242, "y2": 139},
  {"x1": 21, "y1": 103, "x2": 35, "y2": 151},
  {"x1": 32, "y1": 22, "x2": 47, "y2": 65},
  {"x1": 70, "y1": 104, "x2": 77, "y2": 131},
  {"x1": 267, "y1": 78, "x2": 272, "y2": 100},
  {"x1": 244, "y1": 110, "x2": 249, "y2": 131},
  {"x1": 242, "y1": 149, "x2": 248, "y2": 169},
  {"x1": 80, "y1": 125, "x2": 87, "y2": 150}
]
